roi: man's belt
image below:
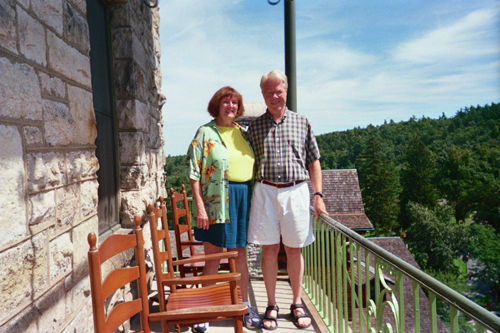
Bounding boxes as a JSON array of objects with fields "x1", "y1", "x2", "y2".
[{"x1": 260, "y1": 180, "x2": 305, "y2": 188}]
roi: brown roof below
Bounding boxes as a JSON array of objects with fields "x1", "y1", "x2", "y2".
[{"x1": 307, "y1": 169, "x2": 373, "y2": 230}]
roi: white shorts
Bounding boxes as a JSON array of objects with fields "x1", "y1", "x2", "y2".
[{"x1": 247, "y1": 181, "x2": 314, "y2": 248}]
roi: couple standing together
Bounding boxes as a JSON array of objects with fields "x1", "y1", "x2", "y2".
[{"x1": 186, "y1": 70, "x2": 328, "y2": 332}]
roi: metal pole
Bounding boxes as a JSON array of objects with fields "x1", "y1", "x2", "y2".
[{"x1": 284, "y1": 0, "x2": 297, "y2": 112}]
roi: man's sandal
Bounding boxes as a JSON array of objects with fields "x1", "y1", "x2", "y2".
[
  {"x1": 262, "y1": 305, "x2": 279, "y2": 331},
  {"x1": 290, "y1": 303, "x2": 312, "y2": 329}
]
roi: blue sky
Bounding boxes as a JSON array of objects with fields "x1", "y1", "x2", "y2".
[{"x1": 159, "y1": 0, "x2": 500, "y2": 156}]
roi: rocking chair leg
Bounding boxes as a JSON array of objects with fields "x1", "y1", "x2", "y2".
[{"x1": 233, "y1": 317, "x2": 243, "y2": 333}]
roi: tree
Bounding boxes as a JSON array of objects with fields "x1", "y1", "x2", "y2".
[
  {"x1": 399, "y1": 136, "x2": 437, "y2": 230},
  {"x1": 436, "y1": 146, "x2": 474, "y2": 222},
  {"x1": 469, "y1": 223, "x2": 500, "y2": 302},
  {"x1": 405, "y1": 202, "x2": 471, "y2": 272},
  {"x1": 356, "y1": 137, "x2": 400, "y2": 236}
]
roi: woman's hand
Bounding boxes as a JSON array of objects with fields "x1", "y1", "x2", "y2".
[{"x1": 196, "y1": 207, "x2": 210, "y2": 230}]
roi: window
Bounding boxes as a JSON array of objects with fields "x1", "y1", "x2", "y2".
[{"x1": 87, "y1": 0, "x2": 119, "y2": 234}]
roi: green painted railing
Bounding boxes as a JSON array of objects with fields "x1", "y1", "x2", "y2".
[{"x1": 303, "y1": 210, "x2": 500, "y2": 333}]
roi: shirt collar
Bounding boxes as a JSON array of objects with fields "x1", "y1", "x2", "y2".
[{"x1": 265, "y1": 108, "x2": 289, "y2": 124}]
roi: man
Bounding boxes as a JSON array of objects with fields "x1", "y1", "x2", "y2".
[{"x1": 247, "y1": 70, "x2": 328, "y2": 330}]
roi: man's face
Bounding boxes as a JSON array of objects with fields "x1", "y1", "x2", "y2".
[{"x1": 262, "y1": 78, "x2": 287, "y2": 117}]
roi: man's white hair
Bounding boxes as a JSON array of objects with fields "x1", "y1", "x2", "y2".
[{"x1": 260, "y1": 70, "x2": 288, "y2": 90}]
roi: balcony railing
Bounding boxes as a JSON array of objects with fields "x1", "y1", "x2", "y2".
[{"x1": 303, "y1": 209, "x2": 500, "y2": 333}]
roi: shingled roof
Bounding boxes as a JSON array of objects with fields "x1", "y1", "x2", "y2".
[{"x1": 307, "y1": 169, "x2": 373, "y2": 231}]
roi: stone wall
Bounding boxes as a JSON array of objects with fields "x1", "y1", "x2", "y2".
[{"x1": 0, "y1": 0, "x2": 165, "y2": 332}]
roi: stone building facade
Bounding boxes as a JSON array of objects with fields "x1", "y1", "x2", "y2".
[{"x1": 0, "y1": 0, "x2": 165, "y2": 332}]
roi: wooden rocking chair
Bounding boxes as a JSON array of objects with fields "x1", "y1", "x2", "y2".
[
  {"x1": 87, "y1": 217, "x2": 150, "y2": 333},
  {"x1": 147, "y1": 199, "x2": 247, "y2": 333},
  {"x1": 169, "y1": 186, "x2": 228, "y2": 277}
]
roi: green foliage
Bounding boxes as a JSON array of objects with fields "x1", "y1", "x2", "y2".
[
  {"x1": 164, "y1": 154, "x2": 192, "y2": 197},
  {"x1": 469, "y1": 224, "x2": 500, "y2": 296},
  {"x1": 406, "y1": 202, "x2": 471, "y2": 272},
  {"x1": 399, "y1": 136, "x2": 437, "y2": 230},
  {"x1": 356, "y1": 137, "x2": 400, "y2": 236}
]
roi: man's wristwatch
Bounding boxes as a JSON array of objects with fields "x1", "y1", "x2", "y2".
[{"x1": 314, "y1": 192, "x2": 324, "y2": 198}]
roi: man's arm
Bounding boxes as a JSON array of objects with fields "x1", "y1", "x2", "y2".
[{"x1": 308, "y1": 159, "x2": 328, "y2": 219}]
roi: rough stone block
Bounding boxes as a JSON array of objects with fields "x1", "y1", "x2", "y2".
[
  {"x1": 24, "y1": 126, "x2": 44, "y2": 145},
  {"x1": 147, "y1": 117, "x2": 162, "y2": 149},
  {"x1": 47, "y1": 31, "x2": 91, "y2": 88},
  {"x1": 39, "y1": 72, "x2": 66, "y2": 99},
  {"x1": 27, "y1": 151, "x2": 66, "y2": 192},
  {"x1": 32, "y1": 0, "x2": 63, "y2": 35},
  {"x1": 71, "y1": 216, "x2": 97, "y2": 285},
  {"x1": 18, "y1": 7, "x2": 47, "y2": 66},
  {"x1": 49, "y1": 232, "x2": 73, "y2": 280},
  {"x1": 68, "y1": 85, "x2": 97, "y2": 145},
  {"x1": 0, "y1": 57, "x2": 42, "y2": 120},
  {"x1": 67, "y1": 150, "x2": 99, "y2": 181},
  {"x1": 120, "y1": 165, "x2": 147, "y2": 190},
  {"x1": 114, "y1": 59, "x2": 146, "y2": 100},
  {"x1": 116, "y1": 99, "x2": 148, "y2": 131},
  {"x1": 61, "y1": 297, "x2": 89, "y2": 333},
  {"x1": 80, "y1": 179, "x2": 98, "y2": 218},
  {"x1": 56, "y1": 184, "x2": 79, "y2": 229},
  {"x1": 0, "y1": 125, "x2": 27, "y2": 247},
  {"x1": 34, "y1": 281, "x2": 66, "y2": 333},
  {"x1": 119, "y1": 132, "x2": 145, "y2": 165},
  {"x1": 0, "y1": 232, "x2": 47, "y2": 322},
  {"x1": 64, "y1": 2, "x2": 90, "y2": 53},
  {"x1": 29, "y1": 191, "x2": 56, "y2": 227},
  {"x1": 43, "y1": 99, "x2": 75, "y2": 146},
  {"x1": 0, "y1": 0, "x2": 18, "y2": 53},
  {"x1": 119, "y1": 190, "x2": 152, "y2": 228}
]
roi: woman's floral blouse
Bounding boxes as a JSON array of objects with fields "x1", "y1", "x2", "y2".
[{"x1": 186, "y1": 120, "x2": 250, "y2": 225}]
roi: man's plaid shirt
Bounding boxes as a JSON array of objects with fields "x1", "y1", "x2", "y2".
[{"x1": 247, "y1": 109, "x2": 321, "y2": 183}]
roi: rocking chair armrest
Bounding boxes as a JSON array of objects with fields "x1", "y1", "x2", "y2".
[
  {"x1": 149, "y1": 304, "x2": 248, "y2": 322},
  {"x1": 161, "y1": 272, "x2": 241, "y2": 286},
  {"x1": 179, "y1": 240, "x2": 203, "y2": 246},
  {"x1": 173, "y1": 251, "x2": 238, "y2": 266}
]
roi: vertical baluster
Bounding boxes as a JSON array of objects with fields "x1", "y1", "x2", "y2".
[
  {"x1": 374, "y1": 256, "x2": 382, "y2": 332},
  {"x1": 304, "y1": 218, "x2": 311, "y2": 293},
  {"x1": 429, "y1": 292, "x2": 437, "y2": 332},
  {"x1": 320, "y1": 220, "x2": 327, "y2": 318},
  {"x1": 413, "y1": 281, "x2": 420, "y2": 332},
  {"x1": 330, "y1": 227, "x2": 337, "y2": 332},
  {"x1": 335, "y1": 232, "x2": 344, "y2": 333},
  {"x1": 365, "y1": 250, "x2": 372, "y2": 331},
  {"x1": 475, "y1": 321, "x2": 486, "y2": 333},
  {"x1": 357, "y1": 245, "x2": 364, "y2": 333},
  {"x1": 450, "y1": 306, "x2": 458, "y2": 333},
  {"x1": 342, "y1": 234, "x2": 349, "y2": 333},
  {"x1": 313, "y1": 218, "x2": 321, "y2": 305},
  {"x1": 397, "y1": 270, "x2": 405, "y2": 333},
  {"x1": 350, "y1": 243, "x2": 356, "y2": 333}
]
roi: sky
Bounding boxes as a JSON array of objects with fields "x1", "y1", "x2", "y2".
[{"x1": 158, "y1": 0, "x2": 500, "y2": 156}]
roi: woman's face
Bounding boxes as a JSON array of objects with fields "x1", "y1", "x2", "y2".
[{"x1": 217, "y1": 95, "x2": 239, "y2": 125}]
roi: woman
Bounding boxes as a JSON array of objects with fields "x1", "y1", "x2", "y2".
[{"x1": 186, "y1": 86, "x2": 260, "y2": 332}]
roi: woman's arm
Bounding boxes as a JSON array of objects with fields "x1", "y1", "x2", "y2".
[{"x1": 189, "y1": 178, "x2": 210, "y2": 230}]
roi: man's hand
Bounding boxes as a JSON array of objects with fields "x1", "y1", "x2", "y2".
[{"x1": 313, "y1": 195, "x2": 328, "y2": 219}]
